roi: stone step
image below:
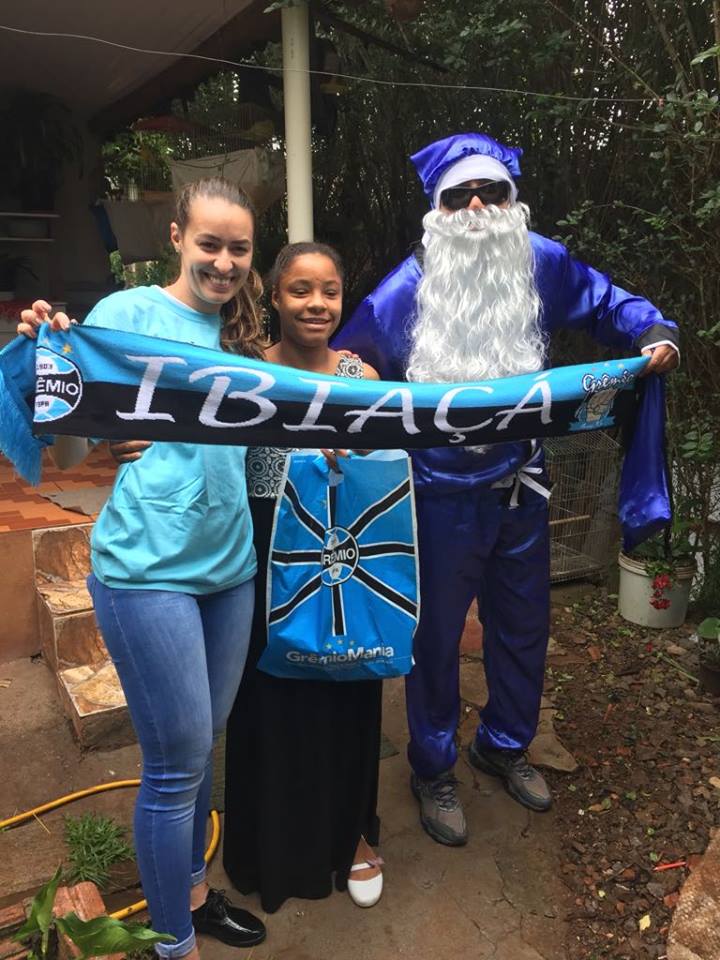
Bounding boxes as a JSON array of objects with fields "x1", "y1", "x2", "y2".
[
  {"x1": 37, "y1": 578, "x2": 107, "y2": 674},
  {"x1": 33, "y1": 523, "x2": 105, "y2": 675},
  {"x1": 29, "y1": 523, "x2": 134, "y2": 750},
  {"x1": 32, "y1": 525, "x2": 92, "y2": 581},
  {"x1": 56, "y1": 659, "x2": 134, "y2": 750}
]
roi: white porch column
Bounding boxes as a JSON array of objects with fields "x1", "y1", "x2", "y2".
[{"x1": 281, "y1": 2, "x2": 314, "y2": 242}]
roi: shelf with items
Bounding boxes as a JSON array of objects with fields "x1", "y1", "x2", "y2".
[
  {"x1": 0, "y1": 212, "x2": 60, "y2": 219},
  {"x1": 0, "y1": 236, "x2": 55, "y2": 242},
  {"x1": 0, "y1": 209, "x2": 61, "y2": 301},
  {"x1": 0, "y1": 212, "x2": 59, "y2": 242}
]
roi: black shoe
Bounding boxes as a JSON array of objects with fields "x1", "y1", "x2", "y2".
[
  {"x1": 191, "y1": 888, "x2": 266, "y2": 948},
  {"x1": 468, "y1": 740, "x2": 552, "y2": 812},
  {"x1": 410, "y1": 771, "x2": 468, "y2": 846}
]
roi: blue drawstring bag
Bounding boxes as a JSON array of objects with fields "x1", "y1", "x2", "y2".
[{"x1": 258, "y1": 450, "x2": 418, "y2": 681}]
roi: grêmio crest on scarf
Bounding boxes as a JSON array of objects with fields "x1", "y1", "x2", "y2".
[{"x1": 0, "y1": 325, "x2": 670, "y2": 549}]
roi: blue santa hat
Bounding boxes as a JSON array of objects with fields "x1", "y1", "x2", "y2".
[{"x1": 411, "y1": 133, "x2": 523, "y2": 208}]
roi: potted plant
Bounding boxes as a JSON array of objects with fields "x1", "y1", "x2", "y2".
[
  {"x1": 618, "y1": 521, "x2": 696, "y2": 629},
  {"x1": 0, "y1": 253, "x2": 38, "y2": 300},
  {"x1": 697, "y1": 618, "x2": 720, "y2": 696}
]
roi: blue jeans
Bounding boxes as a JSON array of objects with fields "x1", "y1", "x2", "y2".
[{"x1": 88, "y1": 575, "x2": 254, "y2": 958}]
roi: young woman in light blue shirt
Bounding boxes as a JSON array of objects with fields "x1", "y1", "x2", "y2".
[{"x1": 18, "y1": 179, "x2": 268, "y2": 959}]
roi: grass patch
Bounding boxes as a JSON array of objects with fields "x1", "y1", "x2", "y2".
[{"x1": 63, "y1": 812, "x2": 134, "y2": 888}]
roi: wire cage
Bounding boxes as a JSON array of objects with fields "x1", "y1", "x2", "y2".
[{"x1": 544, "y1": 431, "x2": 622, "y2": 583}]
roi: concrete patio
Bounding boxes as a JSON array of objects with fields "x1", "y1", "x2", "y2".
[{"x1": 0, "y1": 654, "x2": 571, "y2": 960}]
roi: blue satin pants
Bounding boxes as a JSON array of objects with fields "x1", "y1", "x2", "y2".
[{"x1": 406, "y1": 485, "x2": 550, "y2": 778}]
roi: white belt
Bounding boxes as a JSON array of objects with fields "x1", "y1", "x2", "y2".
[{"x1": 491, "y1": 442, "x2": 552, "y2": 509}]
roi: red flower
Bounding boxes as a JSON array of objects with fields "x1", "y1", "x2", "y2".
[
  {"x1": 652, "y1": 573, "x2": 672, "y2": 591},
  {"x1": 650, "y1": 598, "x2": 671, "y2": 610}
]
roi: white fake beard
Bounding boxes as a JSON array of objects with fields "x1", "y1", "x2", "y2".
[{"x1": 406, "y1": 203, "x2": 545, "y2": 387}]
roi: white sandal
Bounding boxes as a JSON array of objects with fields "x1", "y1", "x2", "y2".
[{"x1": 347, "y1": 854, "x2": 384, "y2": 908}]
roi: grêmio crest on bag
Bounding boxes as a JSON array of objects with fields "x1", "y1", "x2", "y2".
[{"x1": 258, "y1": 451, "x2": 418, "y2": 681}]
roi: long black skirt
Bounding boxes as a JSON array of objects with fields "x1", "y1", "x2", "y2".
[{"x1": 223, "y1": 496, "x2": 382, "y2": 913}]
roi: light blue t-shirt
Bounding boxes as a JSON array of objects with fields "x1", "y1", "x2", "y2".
[{"x1": 89, "y1": 285, "x2": 256, "y2": 594}]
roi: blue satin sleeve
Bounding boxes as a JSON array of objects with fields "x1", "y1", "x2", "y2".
[
  {"x1": 530, "y1": 236, "x2": 675, "y2": 547},
  {"x1": 531, "y1": 234, "x2": 679, "y2": 348},
  {"x1": 619, "y1": 374, "x2": 671, "y2": 551}
]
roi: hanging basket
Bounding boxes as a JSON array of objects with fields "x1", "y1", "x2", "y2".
[{"x1": 617, "y1": 552, "x2": 695, "y2": 629}]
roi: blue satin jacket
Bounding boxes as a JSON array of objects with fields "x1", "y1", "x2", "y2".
[{"x1": 333, "y1": 232, "x2": 679, "y2": 548}]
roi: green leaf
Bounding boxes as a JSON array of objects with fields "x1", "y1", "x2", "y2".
[
  {"x1": 691, "y1": 45, "x2": 720, "y2": 66},
  {"x1": 698, "y1": 618, "x2": 720, "y2": 640},
  {"x1": 14, "y1": 867, "x2": 62, "y2": 956},
  {"x1": 55, "y1": 914, "x2": 174, "y2": 960}
]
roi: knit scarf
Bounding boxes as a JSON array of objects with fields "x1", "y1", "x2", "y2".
[{"x1": 0, "y1": 325, "x2": 669, "y2": 549}]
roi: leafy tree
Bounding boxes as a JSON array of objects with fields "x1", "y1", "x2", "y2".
[{"x1": 100, "y1": 0, "x2": 720, "y2": 603}]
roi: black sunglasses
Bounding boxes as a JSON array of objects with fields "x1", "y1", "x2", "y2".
[{"x1": 439, "y1": 181, "x2": 510, "y2": 211}]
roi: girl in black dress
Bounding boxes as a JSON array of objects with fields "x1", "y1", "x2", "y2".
[{"x1": 223, "y1": 243, "x2": 385, "y2": 911}]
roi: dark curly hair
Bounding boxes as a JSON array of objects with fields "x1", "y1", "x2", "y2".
[{"x1": 267, "y1": 242, "x2": 344, "y2": 292}]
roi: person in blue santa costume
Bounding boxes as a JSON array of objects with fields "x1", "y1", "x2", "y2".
[{"x1": 333, "y1": 132, "x2": 679, "y2": 847}]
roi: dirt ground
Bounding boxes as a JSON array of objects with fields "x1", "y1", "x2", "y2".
[
  {"x1": 1, "y1": 586, "x2": 718, "y2": 959},
  {"x1": 545, "y1": 588, "x2": 720, "y2": 959}
]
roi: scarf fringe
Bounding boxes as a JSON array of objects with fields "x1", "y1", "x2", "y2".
[{"x1": 0, "y1": 341, "x2": 43, "y2": 485}]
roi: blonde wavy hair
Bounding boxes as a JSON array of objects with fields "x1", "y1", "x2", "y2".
[{"x1": 174, "y1": 177, "x2": 268, "y2": 359}]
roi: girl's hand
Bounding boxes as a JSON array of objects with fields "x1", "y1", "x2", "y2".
[
  {"x1": 320, "y1": 448, "x2": 349, "y2": 472},
  {"x1": 18, "y1": 299, "x2": 76, "y2": 339},
  {"x1": 109, "y1": 440, "x2": 153, "y2": 464}
]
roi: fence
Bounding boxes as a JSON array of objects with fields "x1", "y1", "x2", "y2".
[{"x1": 545, "y1": 432, "x2": 622, "y2": 583}]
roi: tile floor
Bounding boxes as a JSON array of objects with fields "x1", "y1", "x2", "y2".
[{"x1": 0, "y1": 446, "x2": 116, "y2": 533}]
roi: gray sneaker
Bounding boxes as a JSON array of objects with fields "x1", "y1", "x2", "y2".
[
  {"x1": 410, "y1": 770, "x2": 468, "y2": 846},
  {"x1": 468, "y1": 740, "x2": 552, "y2": 812}
]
